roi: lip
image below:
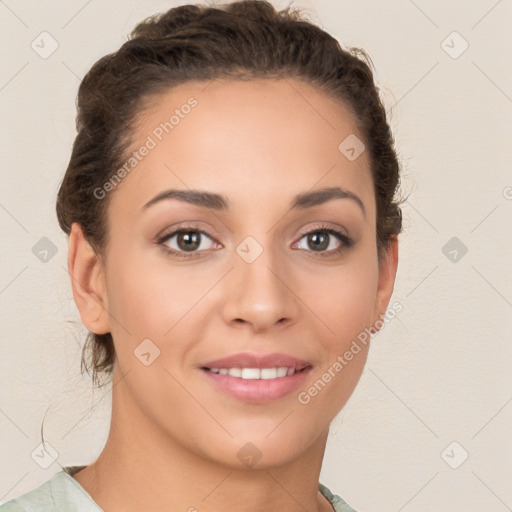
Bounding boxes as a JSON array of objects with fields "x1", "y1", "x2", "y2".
[
  {"x1": 200, "y1": 352, "x2": 312, "y2": 371},
  {"x1": 200, "y1": 366, "x2": 312, "y2": 403}
]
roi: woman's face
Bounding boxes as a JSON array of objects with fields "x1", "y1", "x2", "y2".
[{"x1": 75, "y1": 78, "x2": 397, "y2": 468}]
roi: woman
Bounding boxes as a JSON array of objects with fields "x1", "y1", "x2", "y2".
[{"x1": 1, "y1": 1, "x2": 401, "y2": 510}]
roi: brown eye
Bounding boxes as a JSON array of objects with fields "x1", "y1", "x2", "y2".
[
  {"x1": 306, "y1": 231, "x2": 330, "y2": 251},
  {"x1": 295, "y1": 226, "x2": 353, "y2": 256},
  {"x1": 158, "y1": 227, "x2": 218, "y2": 257},
  {"x1": 176, "y1": 231, "x2": 201, "y2": 252}
]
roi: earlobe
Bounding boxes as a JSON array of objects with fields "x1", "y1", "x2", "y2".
[
  {"x1": 371, "y1": 235, "x2": 399, "y2": 333},
  {"x1": 68, "y1": 223, "x2": 110, "y2": 335}
]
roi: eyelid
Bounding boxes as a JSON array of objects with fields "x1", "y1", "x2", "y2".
[
  {"x1": 298, "y1": 222, "x2": 350, "y2": 241},
  {"x1": 156, "y1": 221, "x2": 219, "y2": 243}
]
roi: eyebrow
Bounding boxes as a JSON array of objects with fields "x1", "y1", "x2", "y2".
[{"x1": 142, "y1": 186, "x2": 366, "y2": 217}]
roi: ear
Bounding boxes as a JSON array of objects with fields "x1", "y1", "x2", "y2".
[
  {"x1": 68, "y1": 223, "x2": 110, "y2": 335},
  {"x1": 371, "y1": 235, "x2": 399, "y2": 333}
]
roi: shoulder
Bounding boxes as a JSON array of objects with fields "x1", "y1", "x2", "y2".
[
  {"x1": 0, "y1": 466, "x2": 101, "y2": 512},
  {"x1": 318, "y1": 482, "x2": 359, "y2": 512}
]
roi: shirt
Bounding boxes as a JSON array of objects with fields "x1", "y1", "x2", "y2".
[{"x1": 0, "y1": 466, "x2": 357, "y2": 512}]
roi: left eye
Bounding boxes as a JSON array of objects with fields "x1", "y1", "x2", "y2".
[{"x1": 295, "y1": 229, "x2": 348, "y2": 253}]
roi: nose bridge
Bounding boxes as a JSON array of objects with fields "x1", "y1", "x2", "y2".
[{"x1": 222, "y1": 233, "x2": 299, "y2": 331}]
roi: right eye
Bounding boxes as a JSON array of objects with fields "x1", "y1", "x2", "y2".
[{"x1": 157, "y1": 225, "x2": 220, "y2": 258}]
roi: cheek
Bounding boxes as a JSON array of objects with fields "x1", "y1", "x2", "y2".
[
  {"x1": 104, "y1": 249, "x2": 217, "y2": 348},
  {"x1": 295, "y1": 260, "x2": 378, "y2": 419},
  {"x1": 302, "y1": 256, "x2": 379, "y2": 346}
]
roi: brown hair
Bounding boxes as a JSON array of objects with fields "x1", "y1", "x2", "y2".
[{"x1": 56, "y1": 0, "x2": 403, "y2": 388}]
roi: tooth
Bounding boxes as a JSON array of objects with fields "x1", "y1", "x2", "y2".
[
  {"x1": 227, "y1": 368, "x2": 243, "y2": 378},
  {"x1": 260, "y1": 368, "x2": 278, "y2": 379},
  {"x1": 209, "y1": 367, "x2": 296, "y2": 379},
  {"x1": 241, "y1": 368, "x2": 261, "y2": 380},
  {"x1": 276, "y1": 367, "x2": 288, "y2": 377}
]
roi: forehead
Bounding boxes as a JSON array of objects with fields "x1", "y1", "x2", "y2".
[{"x1": 110, "y1": 77, "x2": 374, "y2": 217}]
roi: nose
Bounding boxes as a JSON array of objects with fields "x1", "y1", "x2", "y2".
[{"x1": 221, "y1": 248, "x2": 300, "y2": 333}]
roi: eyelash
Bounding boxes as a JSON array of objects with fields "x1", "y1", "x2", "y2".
[{"x1": 156, "y1": 222, "x2": 353, "y2": 259}]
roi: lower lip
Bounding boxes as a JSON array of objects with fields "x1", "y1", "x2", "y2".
[{"x1": 200, "y1": 367, "x2": 312, "y2": 404}]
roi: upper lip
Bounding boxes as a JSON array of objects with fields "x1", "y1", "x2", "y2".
[{"x1": 201, "y1": 352, "x2": 312, "y2": 370}]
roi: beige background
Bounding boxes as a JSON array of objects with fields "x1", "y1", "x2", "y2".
[{"x1": 1, "y1": 0, "x2": 511, "y2": 510}]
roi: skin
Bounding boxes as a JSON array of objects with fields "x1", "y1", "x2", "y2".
[{"x1": 68, "y1": 77, "x2": 398, "y2": 512}]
